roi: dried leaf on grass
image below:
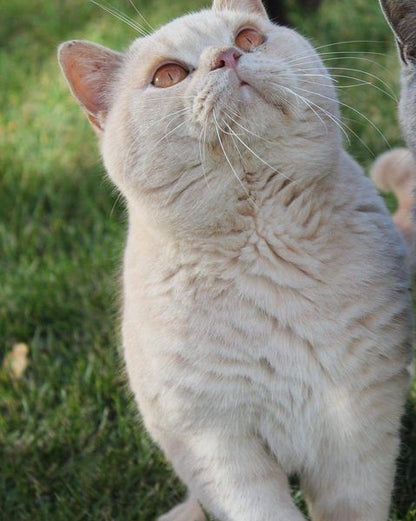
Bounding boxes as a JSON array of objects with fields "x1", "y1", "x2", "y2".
[{"x1": 3, "y1": 343, "x2": 29, "y2": 380}]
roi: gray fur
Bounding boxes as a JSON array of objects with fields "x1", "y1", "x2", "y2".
[{"x1": 380, "y1": 0, "x2": 416, "y2": 153}]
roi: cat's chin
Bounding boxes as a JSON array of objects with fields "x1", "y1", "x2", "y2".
[
  {"x1": 237, "y1": 82, "x2": 289, "y2": 120},
  {"x1": 238, "y1": 82, "x2": 257, "y2": 103}
]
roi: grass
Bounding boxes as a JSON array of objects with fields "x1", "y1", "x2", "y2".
[{"x1": 0, "y1": 0, "x2": 415, "y2": 519}]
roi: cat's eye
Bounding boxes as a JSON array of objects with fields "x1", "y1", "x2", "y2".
[
  {"x1": 152, "y1": 63, "x2": 188, "y2": 88},
  {"x1": 235, "y1": 28, "x2": 265, "y2": 52}
]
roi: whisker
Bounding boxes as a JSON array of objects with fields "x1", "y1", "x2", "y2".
[
  {"x1": 283, "y1": 40, "x2": 386, "y2": 68},
  {"x1": 121, "y1": 137, "x2": 141, "y2": 185},
  {"x1": 330, "y1": 68, "x2": 397, "y2": 99},
  {"x1": 276, "y1": 84, "x2": 332, "y2": 138},
  {"x1": 89, "y1": 0, "x2": 149, "y2": 36},
  {"x1": 286, "y1": 50, "x2": 388, "y2": 69},
  {"x1": 294, "y1": 72, "x2": 397, "y2": 102},
  {"x1": 223, "y1": 121, "x2": 294, "y2": 184},
  {"x1": 294, "y1": 65, "x2": 397, "y2": 100},
  {"x1": 223, "y1": 111, "x2": 275, "y2": 144},
  {"x1": 221, "y1": 115, "x2": 248, "y2": 165},
  {"x1": 109, "y1": 188, "x2": 125, "y2": 219},
  {"x1": 294, "y1": 55, "x2": 390, "y2": 73},
  {"x1": 312, "y1": 40, "x2": 385, "y2": 52},
  {"x1": 140, "y1": 107, "x2": 189, "y2": 134},
  {"x1": 294, "y1": 85, "x2": 391, "y2": 150},
  {"x1": 279, "y1": 84, "x2": 375, "y2": 157},
  {"x1": 198, "y1": 121, "x2": 211, "y2": 189},
  {"x1": 213, "y1": 111, "x2": 256, "y2": 207},
  {"x1": 280, "y1": 82, "x2": 376, "y2": 155},
  {"x1": 142, "y1": 119, "x2": 187, "y2": 162},
  {"x1": 127, "y1": 0, "x2": 155, "y2": 32},
  {"x1": 145, "y1": 95, "x2": 196, "y2": 101}
]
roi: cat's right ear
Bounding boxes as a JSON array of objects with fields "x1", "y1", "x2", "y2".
[
  {"x1": 58, "y1": 40, "x2": 124, "y2": 133},
  {"x1": 380, "y1": 0, "x2": 416, "y2": 65}
]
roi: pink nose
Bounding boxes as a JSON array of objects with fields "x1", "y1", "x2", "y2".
[{"x1": 211, "y1": 49, "x2": 242, "y2": 71}]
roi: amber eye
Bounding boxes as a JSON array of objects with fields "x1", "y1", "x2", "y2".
[
  {"x1": 152, "y1": 63, "x2": 188, "y2": 88},
  {"x1": 235, "y1": 28, "x2": 265, "y2": 51}
]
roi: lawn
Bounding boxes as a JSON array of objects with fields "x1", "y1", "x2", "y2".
[{"x1": 0, "y1": 0, "x2": 415, "y2": 519}]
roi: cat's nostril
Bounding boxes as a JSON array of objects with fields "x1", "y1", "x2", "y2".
[{"x1": 211, "y1": 49, "x2": 242, "y2": 71}]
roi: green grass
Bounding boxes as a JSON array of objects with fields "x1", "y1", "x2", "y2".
[{"x1": 0, "y1": 0, "x2": 415, "y2": 519}]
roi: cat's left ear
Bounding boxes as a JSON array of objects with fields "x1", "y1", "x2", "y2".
[
  {"x1": 379, "y1": 0, "x2": 416, "y2": 65},
  {"x1": 58, "y1": 40, "x2": 124, "y2": 133},
  {"x1": 212, "y1": 0, "x2": 268, "y2": 18}
]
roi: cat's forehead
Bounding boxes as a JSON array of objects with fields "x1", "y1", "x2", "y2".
[{"x1": 129, "y1": 10, "x2": 270, "y2": 60}]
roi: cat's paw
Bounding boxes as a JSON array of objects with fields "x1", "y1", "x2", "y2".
[{"x1": 158, "y1": 496, "x2": 206, "y2": 521}]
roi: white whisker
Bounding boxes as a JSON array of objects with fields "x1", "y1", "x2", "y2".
[
  {"x1": 286, "y1": 40, "x2": 386, "y2": 66},
  {"x1": 276, "y1": 84, "x2": 331, "y2": 137},
  {"x1": 127, "y1": 0, "x2": 155, "y2": 31},
  {"x1": 226, "y1": 113, "x2": 275, "y2": 144},
  {"x1": 282, "y1": 85, "x2": 375, "y2": 157},
  {"x1": 89, "y1": 0, "x2": 149, "y2": 36},
  {"x1": 294, "y1": 66, "x2": 397, "y2": 100},
  {"x1": 140, "y1": 107, "x2": 189, "y2": 134},
  {"x1": 286, "y1": 50, "x2": 388, "y2": 69},
  {"x1": 213, "y1": 112, "x2": 256, "y2": 207},
  {"x1": 198, "y1": 121, "x2": 211, "y2": 189},
  {"x1": 294, "y1": 73, "x2": 397, "y2": 102},
  {"x1": 223, "y1": 121, "x2": 294, "y2": 184},
  {"x1": 294, "y1": 85, "x2": 390, "y2": 150},
  {"x1": 295, "y1": 55, "x2": 390, "y2": 73}
]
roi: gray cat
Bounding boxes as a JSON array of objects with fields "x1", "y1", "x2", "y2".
[
  {"x1": 380, "y1": 0, "x2": 416, "y2": 153},
  {"x1": 371, "y1": 1, "x2": 416, "y2": 269}
]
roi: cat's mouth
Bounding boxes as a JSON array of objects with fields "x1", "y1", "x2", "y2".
[{"x1": 235, "y1": 72, "x2": 257, "y2": 98}]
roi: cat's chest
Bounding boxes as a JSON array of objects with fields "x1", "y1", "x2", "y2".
[
  {"x1": 123, "y1": 207, "x2": 410, "y2": 445},
  {"x1": 125, "y1": 211, "x2": 355, "y2": 365}
]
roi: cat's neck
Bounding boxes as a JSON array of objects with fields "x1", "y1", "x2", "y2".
[{"x1": 125, "y1": 152, "x2": 352, "y2": 251}]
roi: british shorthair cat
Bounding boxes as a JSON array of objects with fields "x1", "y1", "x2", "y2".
[{"x1": 59, "y1": 0, "x2": 413, "y2": 519}]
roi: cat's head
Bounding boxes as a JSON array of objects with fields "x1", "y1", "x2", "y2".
[
  {"x1": 380, "y1": 0, "x2": 416, "y2": 155},
  {"x1": 59, "y1": 0, "x2": 340, "y2": 235}
]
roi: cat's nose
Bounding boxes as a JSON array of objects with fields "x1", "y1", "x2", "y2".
[{"x1": 211, "y1": 48, "x2": 242, "y2": 71}]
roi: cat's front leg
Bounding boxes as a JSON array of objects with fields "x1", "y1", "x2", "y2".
[
  {"x1": 301, "y1": 430, "x2": 400, "y2": 521},
  {"x1": 155, "y1": 428, "x2": 306, "y2": 521},
  {"x1": 158, "y1": 495, "x2": 206, "y2": 521}
]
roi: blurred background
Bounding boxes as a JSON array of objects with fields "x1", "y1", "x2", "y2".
[{"x1": 1, "y1": 0, "x2": 415, "y2": 519}]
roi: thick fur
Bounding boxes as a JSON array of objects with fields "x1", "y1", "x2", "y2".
[
  {"x1": 59, "y1": 1, "x2": 413, "y2": 519},
  {"x1": 376, "y1": 1, "x2": 416, "y2": 275},
  {"x1": 380, "y1": 0, "x2": 416, "y2": 151}
]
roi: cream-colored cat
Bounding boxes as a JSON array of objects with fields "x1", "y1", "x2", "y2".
[{"x1": 58, "y1": 0, "x2": 413, "y2": 520}]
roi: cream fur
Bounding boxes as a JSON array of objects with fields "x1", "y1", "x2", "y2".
[
  {"x1": 59, "y1": 1, "x2": 413, "y2": 520},
  {"x1": 371, "y1": 148, "x2": 416, "y2": 272}
]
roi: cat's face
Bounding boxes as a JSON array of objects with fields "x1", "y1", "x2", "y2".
[
  {"x1": 59, "y1": 0, "x2": 340, "y2": 235},
  {"x1": 380, "y1": 0, "x2": 416, "y2": 155}
]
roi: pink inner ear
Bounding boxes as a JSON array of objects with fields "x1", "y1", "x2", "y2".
[
  {"x1": 58, "y1": 40, "x2": 123, "y2": 130},
  {"x1": 66, "y1": 56, "x2": 102, "y2": 114}
]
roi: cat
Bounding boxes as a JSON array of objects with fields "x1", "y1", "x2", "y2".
[
  {"x1": 58, "y1": 0, "x2": 413, "y2": 520},
  {"x1": 380, "y1": 0, "x2": 416, "y2": 154},
  {"x1": 372, "y1": 1, "x2": 416, "y2": 273}
]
